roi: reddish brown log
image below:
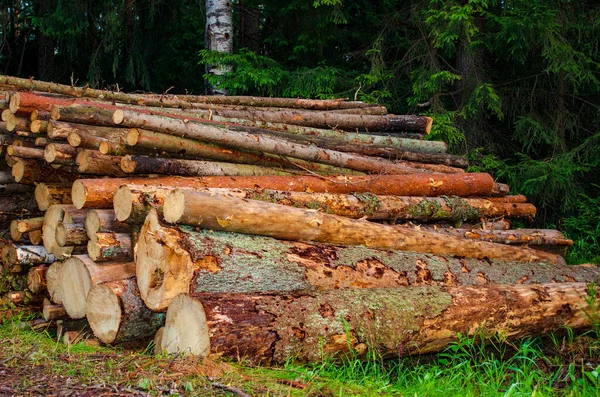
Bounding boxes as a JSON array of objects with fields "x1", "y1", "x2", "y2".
[
  {"x1": 12, "y1": 159, "x2": 78, "y2": 185},
  {"x1": 6, "y1": 145, "x2": 45, "y2": 160}
]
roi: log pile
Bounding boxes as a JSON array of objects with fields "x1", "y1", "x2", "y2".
[{"x1": 0, "y1": 75, "x2": 595, "y2": 364}]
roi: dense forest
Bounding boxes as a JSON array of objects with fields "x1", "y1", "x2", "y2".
[{"x1": 0, "y1": 0, "x2": 599, "y2": 263}]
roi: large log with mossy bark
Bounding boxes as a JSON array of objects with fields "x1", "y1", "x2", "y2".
[
  {"x1": 162, "y1": 190, "x2": 563, "y2": 265},
  {"x1": 136, "y1": 209, "x2": 589, "y2": 310},
  {"x1": 86, "y1": 278, "x2": 165, "y2": 344},
  {"x1": 155, "y1": 283, "x2": 596, "y2": 364},
  {"x1": 72, "y1": 173, "x2": 498, "y2": 209}
]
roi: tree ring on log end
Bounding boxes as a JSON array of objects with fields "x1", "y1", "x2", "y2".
[
  {"x1": 59, "y1": 256, "x2": 92, "y2": 319},
  {"x1": 71, "y1": 180, "x2": 87, "y2": 209},
  {"x1": 136, "y1": 209, "x2": 194, "y2": 311},
  {"x1": 159, "y1": 294, "x2": 210, "y2": 356},
  {"x1": 163, "y1": 189, "x2": 186, "y2": 223},
  {"x1": 86, "y1": 284, "x2": 121, "y2": 344},
  {"x1": 114, "y1": 186, "x2": 134, "y2": 221}
]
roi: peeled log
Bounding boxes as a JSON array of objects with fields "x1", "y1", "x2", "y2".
[
  {"x1": 35, "y1": 183, "x2": 72, "y2": 211},
  {"x1": 58, "y1": 255, "x2": 136, "y2": 319},
  {"x1": 136, "y1": 209, "x2": 599, "y2": 311},
  {"x1": 86, "y1": 278, "x2": 165, "y2": 344},
  {"x1": 120, "y1": 155, "x2": 295, "y2": 177},
  {"x1": 43, "y1": 205, "x2": 87, "y2": 260},
  {"x1": 159, "y1": 283, "x2": 596, "y2": 363},
  {"x1": 85, "y1": 209, "x2": 130, "y2": 238},
  {"x1": 72, "y1": 173, "x2": 496, "y2": 209},
  {"x1": 87, "y1": 232, "x2": 132, "y2": 262},
  {"x1": 163, "y1": 190, "x2": 562, "y2": 265}
]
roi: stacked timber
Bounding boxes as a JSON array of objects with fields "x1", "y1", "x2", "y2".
[{"x1": 0, "y1": 75, "x2": 594, "y2": 364}]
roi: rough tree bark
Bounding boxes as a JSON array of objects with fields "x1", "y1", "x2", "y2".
[{"x1": 205, "y1": 0, "x2": 233, "y2": 94}]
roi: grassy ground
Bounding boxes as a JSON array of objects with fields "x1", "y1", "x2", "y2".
[{"x1": 0, "y1": 309, "x2": 600, "y2": 396}]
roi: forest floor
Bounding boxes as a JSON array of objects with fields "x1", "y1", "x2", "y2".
[{"x1": 1, "y1": 308, "x2": 600, "y2": 396}]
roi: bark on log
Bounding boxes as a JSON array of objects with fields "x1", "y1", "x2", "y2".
[
  {"x1": 87, "y1": 232, "x2": 132, "y2": 262},
  {"x1": 72, "y1": 173, "x2": 496, "y2": 209},
  {"x1": 6, "y1": 145, "x2": 45, "y2": 160},
  {"x1": 0, "y1": 191, "x2": 39, "y2": 215},
  {"x1": 484, "y1": 195, "x2": 528, "y2": 203},
  {"x1": 112, "y1": 109, "x2": 428, "y2": 175},
  {"x1": 86, "y1": 278, "x2": 165, "y2": 344},
  {"x1": 136, "y1": 208, "x2": 600, "y2": 311},
  {"x1": 55, "y1": 223, "x2": 88, "y2": 247},
  {"x1": 67, "y1": 132, "x2": 108, "y2": 150},
  {"x1": 1, "y1": 245, "x2": 55, "y2": 267},
  {"x1": 12, "y1": 159, "x2": 78, "y2": 185},
  {"x1": 34, "y1": 183, "x2": 72, "y2": 211},
  {"x1": 15, "y1": 217, "x2": 44, "y2": 233},
  {"x1": 30, "y1": 120, "x2": 48, "y2": 133},
  {"x1": 125, "y1": 128, "x2": 362, "y2": 175},
  {"x1": 158, "y1": 283, "x2": 596, "y2": 363},
  {"x1": 120, "y1": 155, "x2": 295, "y2": 177},
  {"x1": 113, "y1": 185, "x2": 174, "y2": 223},
  {"x1": 9, "y1": 220, "x2": 25, "y2": 241},
  {"x1": 42, "y1": 298, "x2": 68, "y2": 321},
  {"x1": 163, "y1": 190, "x2": 563, "y2": 265},
  {"x1": 85, "y1": 209, "x2": 130, "y2": 238},
  {"x1": 429, "y1": 228, "x2": 573, "y2": 246},
  {"x1": 27, "y1": 264, "x2": 48, "y2": 294},
  {"x1": 394, "y1": 160, "x2": 464, "y2": 174},
  {"x1": 58, "y1": 255, "x2": 136, "y2": 319},
  {"x1": 44, "y1": 143, "x2": 78, "y2": 164},
  {"x1": 76, "y1": 150, "x2": 127, "y2": 176},
  {"x1": 0, "y1": 169, "x2": 15, "y2": 184},
  {"x1": 47, "y1": 120, "x2": 128, "y2": 142},
  {"x1": 42, "y1": 205, "x2": 87, "y2": 260},
  {"x1": 0, "y1": 183, "x2": 34, "y2": 195},
  {"x1": 172, "y1": 188, "x2": 536, "y2": 222}
]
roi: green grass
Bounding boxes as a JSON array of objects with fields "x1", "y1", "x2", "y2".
[{"x1": 0, "y1": 311, "x2": 599, "y2": 396}]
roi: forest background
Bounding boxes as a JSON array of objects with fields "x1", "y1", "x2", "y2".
[{"x1": 1, "y1": 0, "x2": 598, "y2": 264}]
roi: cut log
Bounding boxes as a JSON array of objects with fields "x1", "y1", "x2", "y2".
[
  {"x1": 29, "y1": 230, "x2": 42, "y2": 245},
  {"x1": 35, "y1": 183, "x2": 72, "y2": 211},
  {"x1": 85, "y1": 209, "x2": 130, "y2": 238},
  {"x1": 46, "y1": 261, "x2": 64, "y2": 304},
  {"x1": 30, "y1": 120, "x2": 48, "y2": 133},
  {"x1": 12, "y1": 159, "x2": 78, "y2": 185},
  {"x1": 71, "y1": 173, "x2": 496, "y2": 209},
  {"x1": 76, "y1": 150, "x2": 127, "y2": 176},
  {"x1": 86, "y1": 278, "x2": 165, "y2": 344},
  {"x1": 112, "y1": 109, "x2": 428, "y2": 175},
  {"x1": 34, "y1": 137, "x2": 51, "y2": 147},
  {"x1": 2, "y1": 245, "x2": 55, "y2": 267},
  {"x1": 55, "y1": 223, "x2": 88, "y2": 247},
  {"x1": 58, "y1": 255, "x2": 136, "y2": 319},
  {"x1": 163, "y1": 190, "x2": 563, "y2": 265},
  {"x1": 120, "y1": 155, "x2": 295, "y2": 177},
  {"x1": 87, "y1": 232, "x2": 132, "y2": 262},
  {"x1": 394, "y1": 160, "x2": 464, "y2": 174},
  {"x1": 159, "y1": 283, "x2": 596, "y2": 363},
  {"x1": 173, "y1": 188, "x2": 536, "y2": 222},
  {"x1": 27, "y1": 264, "x2": 48, "y2": 294},
  {"x1": 47, "y1": 120, "x2": 128, "y2": 142},
  {"x1": 125, "y1": 128, "x2": 361, "y2": 176},
  {"x1": 113, "y1": 185, "x2": 174, "y2": 223},
  {"x1": 0, "y1": 183, "x2": 33, "y2": 195},
  {"x1": 136, "y1": 208, "x2": 600, "y2": 311},
  {"x1": 6, "y1": 145, "x2": 45, "y2": 160},
  {"x1": 44, "y1": 143, "x2": 78, "y2": 164},
  {"x1": 42, "y1": 205, "x2": 87, "y2": 260},
  {"x1": 67, "y1": 132, "x2": 108, "y2": 150},
  {"x1": 0, "y1": 191, "x2": 39, "y2": 214},
  {"x1": 15, "y1": 217, "x2": 44, "y2": 233},
  {"x1": 429, "y1": 228, "x2": 573, "y2": 246},
  {"x1": 42, "y1": 298, "x2": 68, "y2": 321},
  {"x1": 9, "y1": 220, "x2": 24, "y2": 241}
]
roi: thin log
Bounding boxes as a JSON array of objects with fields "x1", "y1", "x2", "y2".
[
  {"x1": 394, "y1": 160, "x2": 464, "y2": 174},
  {"x1": 0, "y1": 183, "x2": 34, "y2": 195},
  {"x1": 87, "y1": 232, "x2": 132, "y2": 262},
  {"x1": 67, "y1": 132, "x2": 108, "y2": 150},
  {"x1": 12, "y1": 159, "x2": 78, "y2": 185},
  {"x1": 35, "y1": 183, "x2": 72, "y2": 211},
  {"x1": 29, "y1": 230, "x2": 42, "y2": 245},
  {"x1": 58, "y1": 255, "x2": 136, "y2": 319},
  {"x1": 34, "y1": 137, "x2": 51, "y2": 146},
  {"x1": 1, "y1": 245, "x2": 55, "y2": 267},
  {"x1": 27, "y1": 264, "x2": 48, "y2": 294},
  {"x1": 44, "y1": 143, "x2": 78, "y2": 164},
  {"x1": 76, "y1": 150, "x2": 127, "y2": 176},
  {"x1": 42, "y1": 298, "x2": 68, "y2": 321},
  {"x1": 429, "y1": 228, "x2": 573, "y2": 246},
  {"x1": 71, "y1": 173, "x2": 497, "y2": 210},
  {"x1": 86, "y1": 278, "x2": 165, "y2": 344},
  {"x1": 159, "y1": 283, "x2": 596, "y2": 363},
  {"x1": 55, "y1": 223, "x2": 88, "y2": 247},
  {"x1": 42, "y1": 205, "x2": 87, "y2": 260},
  {"x1": 85, "y1": 209, "x2": 130, "y2": 238},
  {"x1": 6, "y1": 145, "x2": 45, "y2": 160},
  {"x1": 136, "y1": 208, "x2": 600, "y2": 311},
  {"x1": 30, "y1": 120, "x2": 48, "y2": 133},
  {"x1": 163, "y1": 190, "x2": 563, "y2": 265},
  {"x1": 111, "y1": 109, "x2": 428, "y2": 175},
  {"x1": 125, "y1": 128, "x2": 363, "y2": 175},
  {"x1": 47, "y1": 120, "x2": 128, "y2": 142},
  {"x1": 120, "y1": 155, "x2": 295, "y2": 177},
  {"x1": 113, "y1": 185, "x2": 175, "y2": 223},
  {"x1": 483, "y1": 195, "x2": 528, "y2": 203},
  {"x1": 16, "y1": 217, "x2": 44, "y2": 233}
]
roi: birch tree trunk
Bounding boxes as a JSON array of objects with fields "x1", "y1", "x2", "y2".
[{"x1": 205, "y1": 0, "x2": 233, "y2": 94}]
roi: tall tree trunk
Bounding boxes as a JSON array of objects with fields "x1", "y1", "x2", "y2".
[{"x1": 205, "y1": 0, "x2": 233, "y2": 94}]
